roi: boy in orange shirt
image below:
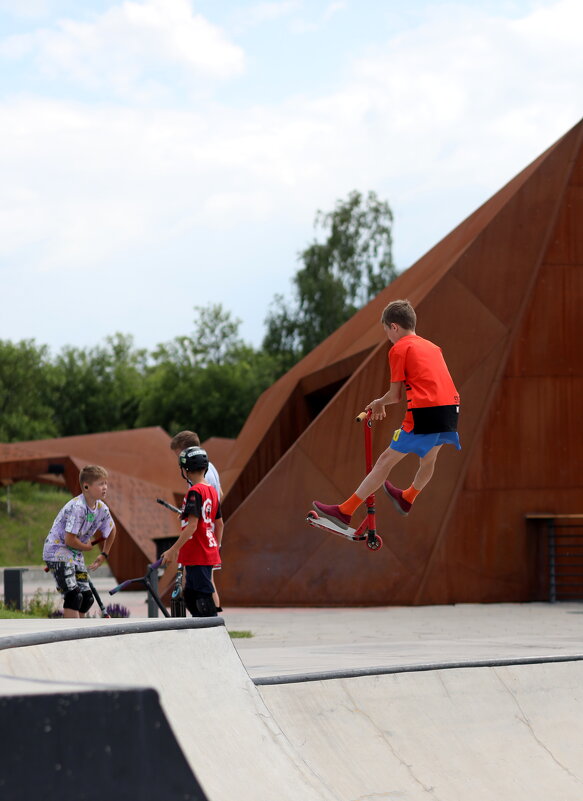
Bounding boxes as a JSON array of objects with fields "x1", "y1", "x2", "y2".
[{"x1": 314, "y1": 299, "x2": 460, "y2": 525}]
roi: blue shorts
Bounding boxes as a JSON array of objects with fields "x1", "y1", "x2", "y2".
[{"x1": 389, "y1": 428, "x2": 461, "y2": 458}]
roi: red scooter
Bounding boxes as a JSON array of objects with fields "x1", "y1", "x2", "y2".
[{"x1": 306, "y1": 410, "x2": 383, "y2": 551}]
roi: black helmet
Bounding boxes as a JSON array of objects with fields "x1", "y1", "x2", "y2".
[{"x1": 179, "y1": 447, "x2": 209, "y2": 474}]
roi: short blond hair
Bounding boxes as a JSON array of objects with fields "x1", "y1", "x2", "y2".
[
  {"x1": 79, "y1": 465, "x2": 108, "y2": 488},
  {"x1": 170, "y1": 430, "x2": 200, "y2": 451}
]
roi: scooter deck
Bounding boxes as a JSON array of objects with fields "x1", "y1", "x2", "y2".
[
  {"x1": 306, "y1": 510, "x2": 383, "y2": 550},
  {"x1": 305, "y1": 511, "x2": 366, "y2": 542}
]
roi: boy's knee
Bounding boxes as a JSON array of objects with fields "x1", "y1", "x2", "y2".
[
  {"x1": 376, "y1": 448, "x2": 402, "y2": 471},
  {"x1": 78, "y1": 590, "x2": 94, "y2": 614},
  {"x1": 63, "y1": 589, "x2": 83, "y2": 611},
  {"x1": 184, "y1": 588, "x2": 217, "y2": 618}
]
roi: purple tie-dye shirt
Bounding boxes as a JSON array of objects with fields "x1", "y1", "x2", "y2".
[{"x1": 42, "y1": 495, "x2": 114, "y2": 567}]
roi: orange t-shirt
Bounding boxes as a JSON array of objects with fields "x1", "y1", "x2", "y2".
[{"x1": 389, "y1": 335, "x2": 460, "y2": 433}]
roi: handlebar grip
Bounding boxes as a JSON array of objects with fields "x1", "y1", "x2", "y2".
[
  {"x1": 355, "y1": 411, "x2": 369, "y2": 423},
  {"x1": 109, "y1": 579, "x2": 133, "y2": 595}
]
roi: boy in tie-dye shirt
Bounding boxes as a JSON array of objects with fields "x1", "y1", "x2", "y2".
[{"x1": 43, "y1": 465, "x2": 116, "y2": 618}]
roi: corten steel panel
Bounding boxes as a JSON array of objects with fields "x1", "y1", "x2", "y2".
[
  {"x1": 420, "y1": 487, "x2": 583, "y2": 604},
  {"x1": 451, "y1": 137, "x2": 579, "y2": 328},
  {"x1": 0, "y1": 428, "x2": 184, "y2": 494},
  {"x1": 200, "y1": 437, "x2": 235, "y2": 473},
  {"x1": 221, "y1": 351, "x2": 374, "y2": 515},
  {"x1": 476, "y1": 377, "x2": 583, "y2": 490},
  {"x1": 506, "y1": 265, "x2": 583, "y2": 377},
  {"x1": 219, "y1": 117, "x2": 583, "y2": 606},
  {"x1": 545, "y1": 186, "x2": 583, "y2": 265}
]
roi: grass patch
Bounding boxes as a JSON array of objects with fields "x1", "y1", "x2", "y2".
[
  {"x1": 0, "y1": 607, "x2": 39, "y2": 619},
  {"x1": 228, "y1": 630, "x2": 254, "y2": 639},
  {"x1": 0, "y1": 589, "x2": 59, "y2": 618},
  {"x1": 0, "y1": 481, "x2": 69, "y2": 566}
]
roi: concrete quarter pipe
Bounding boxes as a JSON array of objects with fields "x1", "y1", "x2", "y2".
[{"x1": 1, "y1": 619, "x2": 582, "y2": 801}]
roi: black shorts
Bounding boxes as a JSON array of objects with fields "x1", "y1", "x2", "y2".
[
  {"x1": 185, "y1": 565, "x2": 214, "y2": 595},
  {"x1": 45, "y1": 561, "x2": 90, "y2": 594}
]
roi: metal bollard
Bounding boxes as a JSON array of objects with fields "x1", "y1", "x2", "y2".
[
  {"x1": 3, "y1": 568, "x2": 28, "y2": 610},
  {"x1": 147, "y1": 568, "x2": 159, "y2": 618}
]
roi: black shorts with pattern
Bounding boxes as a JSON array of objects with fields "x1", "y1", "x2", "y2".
[{"x1": 45, "y1": 561, "x2": 90, "y2": 595}]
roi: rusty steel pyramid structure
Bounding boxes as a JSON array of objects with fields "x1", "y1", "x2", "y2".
[{"x1": 217, "y1": 117, "x2": 583, "y2": 606}]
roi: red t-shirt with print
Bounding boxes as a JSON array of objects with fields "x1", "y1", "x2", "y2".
[
  {"x1": 389, "y1": 334, "x2": 460, "y2": 433},
  {"x1": 178, "y1": 482, "x2": 222, "y2": 566}
]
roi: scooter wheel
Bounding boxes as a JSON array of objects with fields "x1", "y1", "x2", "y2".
[
  {"x1": 306, "y1": 510, "x2": 319, "y2": 520},
  {"x1": 367, "y1": 535, "x2": 383, "y2": 551}
]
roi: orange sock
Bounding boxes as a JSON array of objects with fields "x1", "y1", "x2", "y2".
[
  {"x1": 402, "y1": 485, "x2": 420, "y2": 504},
  {"x1": 339, "y1": 493, "x2": 364, "y2": 516}
]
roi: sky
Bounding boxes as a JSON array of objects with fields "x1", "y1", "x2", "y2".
[{"x1": 0, "y1": 0, "x2": 581, "y2": 354}]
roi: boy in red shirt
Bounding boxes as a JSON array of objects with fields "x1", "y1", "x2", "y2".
[
  {"x1": 161, "y1": 446, "x2": 223, "y2": 617},
  {"x1": 314, "y1": 299, "x2": 460, "y2": 525}
]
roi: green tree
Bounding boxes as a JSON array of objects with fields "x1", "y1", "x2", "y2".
[
  {"x1": 48, "y1": 333, "x2": 147, "y2": 436},
  {"x1": 138, "y1": 305, "x2": 280, "y2": 439},
  {"x1": 0, "y1": 339, "x2": 58, "y2": 442},
  {"x1": 263, "y1": 190, "x2": 396, "y2": 366}
]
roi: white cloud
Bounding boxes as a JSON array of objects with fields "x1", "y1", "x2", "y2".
[{"x1": 0, "y1": 0, "x2": 245, "y2": 98}]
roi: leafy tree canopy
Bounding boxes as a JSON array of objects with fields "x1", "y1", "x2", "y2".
[
  {"x1": 48, "y1": 333, "x2": 147, "y2": 436},
  {"x1": 0, "y1": 339, "x2": 57, "y2": 442},
  {"x1": 263, "y1": 189, "x2": 396, "y2": 367},
  {"x1": 137, "y1": 305, "x2": 281, "y2": 439}
]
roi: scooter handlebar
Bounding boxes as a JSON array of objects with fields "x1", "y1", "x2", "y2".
[
  {"x1": 108, "y1": 558, "x2": 164, "y2": 595},
  {"x1": 156, "y1": 498, "x2": 181, "y2": 514}
]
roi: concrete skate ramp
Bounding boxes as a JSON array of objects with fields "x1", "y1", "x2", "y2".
[
  {"x1": 2, "y1": 621, "x2": 583, "y2": 801},
  {"x1": 0, "y1": 620, "x2": 335, "y2": 801},
  {"x1": 259, "y1": 661, "x2": 583, "y2": 801}
]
